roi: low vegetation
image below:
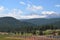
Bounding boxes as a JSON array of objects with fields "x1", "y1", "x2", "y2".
[{"x1": 0, "y1": 34, "x2": 60, "y2": 40}]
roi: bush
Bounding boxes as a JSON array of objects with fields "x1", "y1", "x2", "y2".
[{"x1": 43, "y1": 30, "x2": 53, "y2": 35}]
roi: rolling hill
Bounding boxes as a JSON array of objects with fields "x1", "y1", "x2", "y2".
[
  {"x1": 0, "y1": 17, "x2": 60, "y2": 32},
  {"x1": 21, "y1": 18, "x2": 60, "y2": 28},
  {"x1": 0, "y1": 17, "x2": 36, "y2": 32}
]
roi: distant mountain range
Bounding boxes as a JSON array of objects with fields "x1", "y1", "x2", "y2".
[
  {"x1": 22, "y1": 18, "x2": 60, "y2": 25},
  {"x1": 0, "y1": 17, "x2": 60, "y2": 32},
  {"x1": 0, "y1": 17, "x2": 36, "y2": 32},
  {"x1": 20, "y1": 18, "x2": 60, "y2": 28}
]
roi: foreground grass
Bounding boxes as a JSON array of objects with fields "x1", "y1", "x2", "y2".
[
  {"x1": 0, "y1": 34, "x2": 23, "y2": 40},
  {"x1": 0, "y1": 34, "x2": 60, "y2": 40}
]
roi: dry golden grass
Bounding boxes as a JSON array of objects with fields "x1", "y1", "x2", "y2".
[{"x1": 0, "y1": 34, "x2": 60, "y2": 40}]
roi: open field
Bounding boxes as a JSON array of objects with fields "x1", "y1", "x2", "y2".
[{"x1": 0, "y1": 34, "x2": 60, "y2": 40}]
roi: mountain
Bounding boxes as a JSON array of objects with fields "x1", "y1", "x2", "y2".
[
  {"x1": 21, "y1": 18, "x2": 60, "y2": 28},
  {"x1": 0, "y1": 17, "x2": 36, "y2": 32},
  {"x1": 0, "y1": 17, "x2": 60, "y2": 32}
]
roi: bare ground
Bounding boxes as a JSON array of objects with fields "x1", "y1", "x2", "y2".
[{"x1": 6, "y1": 36, "x2": 60, "y2": 40}]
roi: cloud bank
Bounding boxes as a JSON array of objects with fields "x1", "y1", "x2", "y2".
[{"x1": 0, "y1": 1, "x2": 60, "y2": 19}]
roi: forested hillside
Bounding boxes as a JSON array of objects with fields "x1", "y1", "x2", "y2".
[
  {"x1": 22, "y1": 18, "x2": 60, "y2": 27},
  {"x1": 0, "y1": 17, "x2": 36, "y2": 32},
  {"x1": 0, "y1": 17, "x2": 60, "y2": 33}
]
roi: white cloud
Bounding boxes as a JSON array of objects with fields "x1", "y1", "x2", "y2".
[
  {"x1": 41, "y1": 11, "x2": 60, "y2": 18},
  {"x1": 20, "y1": 1, "x2": 25, "y2": 5},
  {"x1": 0, "y1": 6, "x2": 60, "y2": 19},
  {"x1": 6, "y1": 8, "x2": 46, "y2": 19},
  {"x1": 0, "y1": 6, "x2": 9, "y2": 17},
  {"x1": 20, "y1": 15, "x2": 46, "y2": 19},
  {"x1": 7, "y1": 9, "x2": 23, "y2": 19},
  {"x1": 55, "y1": 5, "x2": 60, "y2": 7},
  {"x1": 0, "y1": 8, "x2": 23, "y2": 19},
  {"x1": 7, "y1": 9, "x2": 46, "y2": 19},
  {"x1": 42, "y1": 11, "x2": 56, "y2": 15},
  {"x1": 27, "y1": 4, "x2": 43, "y2": 11},
  {"x1": 0, "y1": 6, "x2": 5, "y2": 12}
]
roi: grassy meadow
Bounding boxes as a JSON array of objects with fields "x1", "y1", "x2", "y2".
[{"x1": 0, "y1": 33, "x2": 60, "y2": 40}]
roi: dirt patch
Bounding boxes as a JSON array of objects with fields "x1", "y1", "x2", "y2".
[{"x1": 5, "y1": 36, "x2": 60, "y2": 40}]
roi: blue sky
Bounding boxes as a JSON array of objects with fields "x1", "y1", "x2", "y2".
[{"x1": 0, "y1": 0, "x2": 60, "y2": 19}]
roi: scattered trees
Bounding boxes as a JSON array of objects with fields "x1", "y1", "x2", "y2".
[{"x1": 0, "y1": 24, "x2": 60, "y2": 35}]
